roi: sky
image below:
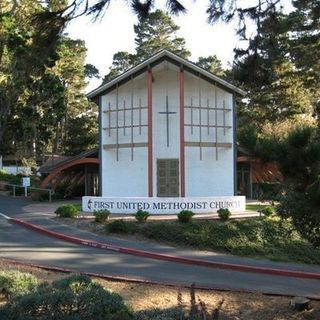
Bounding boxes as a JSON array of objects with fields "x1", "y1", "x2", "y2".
[{"x1": 65, "y1": 1, "x2": 250, "y2": 92}]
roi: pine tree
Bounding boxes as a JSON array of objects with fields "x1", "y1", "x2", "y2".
[
  {"x1": 234, "y1": 8, "x2": 314, "y2": 127},
  {"x1": 134, "y1": 9, "x2": 190, "y2": 61},
  {"x1": 286, "y1": 0, "x2": 320, "y2": 109},
  {"x1": 0, "y1": 1, "x2": 97, "y2": 160},
  {"x1": 196, "y1": 55, "x2": 225, "y2": 77},
  {"x1": 102, "y1": 9, "x2": 190, "y2": 83}
]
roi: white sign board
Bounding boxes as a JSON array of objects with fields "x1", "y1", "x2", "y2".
[
  {"x1": 21, "y1": 177, "x2": 31, "y2": 187},
  {"x1": 82, "y1": 196, "x2": 246, "y2": 214}
]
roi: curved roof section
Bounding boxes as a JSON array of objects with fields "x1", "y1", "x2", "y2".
[{"x1": 87, "y1": 49, "x2": 246, "y2": 99}]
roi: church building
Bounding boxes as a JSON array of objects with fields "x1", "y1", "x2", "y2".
[{"x1": 85, "y1": 50, "x2": 245, "y2": 213}]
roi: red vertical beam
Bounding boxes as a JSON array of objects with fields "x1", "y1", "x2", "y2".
[
  {"x1": 180, "y1": 67, "x2": 185, "y2": 197},
  {"x1": 147, "y1": 68, "x2": 153, "y2": 197}
]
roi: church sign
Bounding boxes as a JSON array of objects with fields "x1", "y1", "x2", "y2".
[{"x1": 82, "y1": 196, "x2": 245, "y2": 214}]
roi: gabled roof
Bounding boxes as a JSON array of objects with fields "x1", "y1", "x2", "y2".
[
  {"x1": 88, "y1": 49, "x2": 246, "y2": 100},
  {"x1": 38, "y1": 148, "x2": 98, "y2": 173}
]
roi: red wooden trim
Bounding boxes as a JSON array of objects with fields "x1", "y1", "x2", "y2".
[
  {"x1": 180, "y1": 68, "x2": 185, "y2": 197},
  {"x1": 147, "y1": 69, "x2": 153, "y2": 197},
  {"x1": 40, "y1": 158, "x2": 99, "y2": 188}
]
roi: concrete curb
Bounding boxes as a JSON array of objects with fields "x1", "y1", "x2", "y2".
[
  {"x1": 9, "y1": 217, "x2": 320, "y2": 281},
  {"x1": 2, "y1": 257, "x2": 320, "y2": 301}
]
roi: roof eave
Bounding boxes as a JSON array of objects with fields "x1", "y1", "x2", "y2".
[{"x1": 87, "y1": 50, "x2": 246, "y2": 99}]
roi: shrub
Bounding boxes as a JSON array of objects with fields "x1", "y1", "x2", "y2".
[
  {"x1": 134, "y1": 307, "x2": 182, "y2": 319},
  {"x1": 0, "y1": 171, "x2": 24, "y2": 185},
  {"x1": 55, "y1": 204, "x2": 79, "y2": 218},
  {"x1": 177, "y1": 210, "x2": 194, "y2": 223},
  {"x1": 261, "y1": 206, "x2": 275, "y2": 217},
  {"x1": 30, "y1": 191, "x2": 49, "y2": 201},
  {"x1": 0, "y1": 274, "x2": 133, "y2": 320},
  {"x1": 107, "y1": 220, "x2": 131, "y2": 233},
  {"x1": 72, "y1": 203, "x2": 82, "y2": 211},
  {"x1": 94, "y1": 209, "x2": 110, "y2": 223},
  {"x1": 277, "y1": 189, "x2": 320, "y2": 248},
  {"x1": 135, "y1": 209, "x2": 150, "y2": 223},
  {"x1": 0, "y1": 271, "x2": 38, "y2": 299},
  {"x1": 217, "y1": 208, "x2": 231, "y2": 221},
  {"x1": 102, "y1": 218, "x2": 320, "y2": 264}
]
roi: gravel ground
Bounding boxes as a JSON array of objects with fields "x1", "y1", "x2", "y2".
[{"x1": 0, "y1": 258, "x2": 319, "y2": 320}]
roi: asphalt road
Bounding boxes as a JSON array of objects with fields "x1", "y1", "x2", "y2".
[{"x1": 0, "y1": 195, "x2": 319, "y2": 298}]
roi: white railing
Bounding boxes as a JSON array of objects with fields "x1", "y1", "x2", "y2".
[{"x1": 0, "y1": 182, "x2": 54, "y2": 202}]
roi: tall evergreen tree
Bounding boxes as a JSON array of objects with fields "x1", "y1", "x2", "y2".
[
  {"x1": 0, "y1": 1, "x2": 97, "y2": 160},
  {"x1": 231, "y1": 4, "x2": 315, "y2": 127},
  {"x1": 0, "y1": 1, "x2": 65, "y2": 157},
  {"x1": 102, "y1": 9, "x2": 190, "y2": 83},
  {"x1": 286, "y1": 0, "x2": 320, "y2": 110},
  {"x1": 134, "y1": 9, "x2": 190, "y2": 61},
  {"x1": 196, "y1": 55, "x2": 225, "y2": 77},
  {"x1": 103, "y1": 51, "x2": 136, "y2": 83}
]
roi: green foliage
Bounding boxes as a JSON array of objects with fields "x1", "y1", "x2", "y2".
[
  {"x1": 0, "y1": 3, "x2": 98, "y2": 160},
  {"x1": 135, "y1": 209, "x2": 150, "y2": 223},
  {"x1": 177, "y1": 210, "x2": 194, "y2": 223},
  {"x1": 112, "y1": 219, "x2": 320, "y2": 264},
  {"x1": 0, "y1": 274, "x2": 133, "y2": 320},
  {"x1": 233, "y1": 1, "x2": 317, "y2": 128},
  {"x1": 84, "y1": 63, "x2": 100, "y2": 79},
  {"x1": 246, "y1": 204, "x2": 269, "y2": 211},
  {"x1": 107, "y1": 220, "x2": 137, "y2": 234},
  {"x1": 196, "y1": 55, "x2": 225, "y2": 77},
  {"x1": 0, "y1": 171, "x2": 24, "y2": 185},
  {"x1": 72, "y1": 204, "x2": 82, "y2": 211},
  {"x1": 276, "y1": 126, "x2": 320, "y2": 186},
  {"x1": 258, "y1": 125, "x2": 320, "y2": 247},
  {"x1": 103, "y1": 51, "x2": 136, "y2": 83},
  {"x1": 252, "y1": 183, "x2": 282, "y2": 201},
  {"x1": 260, "y1": 206, "x2": 275, "y2": 217},
  {"x1": 94, "y1": 209, "x2": 110, "y2": 223},
  {"x1": 55, "y1": 204, "x2": 79, "y2": 218},
  {"x1": 103, "y1": 9, "x2": 191, "y2": 82},
  {"x1": 0, "y1": 271, "x2": 37, "y2": 300},
  {"x1": 217, "y1": 208, "x2": 231, "y2": 221},
  {"x1": 277, "y1": 187, "x2": 320, "y2": 248},
  {"x1": 64, "y1": 111, "x2": 98, "y2": 155},
  {"x1": 134, "y1": 10, "x2": 190, "y2": 60},
  {"x1": 134, "y1": 307, "x2": 183, "y2": 320},
  {"x1": 237, "y1": 125, "x2": 258, "y2": 153}
]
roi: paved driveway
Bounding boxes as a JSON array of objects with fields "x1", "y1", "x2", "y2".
[{"x1": 0, "y1": 195, "x2": 319, "y2": 298}]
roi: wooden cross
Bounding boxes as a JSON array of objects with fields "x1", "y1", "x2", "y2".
[{"x1": 158, "y1": 95, "x2": 177, "y2": 147}]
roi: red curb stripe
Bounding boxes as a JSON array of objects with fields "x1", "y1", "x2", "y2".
[
  {"x1": 2, "y1": 257, "x2": 320, "y2": 301},
  {"x1": 9, "y1": 218, "x2": 320, "y2": 281}
]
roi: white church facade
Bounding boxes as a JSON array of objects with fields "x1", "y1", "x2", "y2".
[{"x1": 83, "y1": 50, "x2": 246, "y2": 214}]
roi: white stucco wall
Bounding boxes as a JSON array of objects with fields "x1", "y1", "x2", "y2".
[
  {"x1": 101, "y1": 73, "x2": 148, "y2": 196},
  {"x1": 184, "y1": 72, "x2": 234, "y2": 196},
  {"x1": 100, "y1": 61, "x2": 235, "y2": 198}
]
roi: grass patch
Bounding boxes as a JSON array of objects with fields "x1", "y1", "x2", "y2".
[
  {"x1": 106, "y1": 218, "x2": 320, "y2": 264},
  {"x1": 72, "y1": 204, "x2": 82, "y2": 211},
  {"x1": 246, "y1": 203, "x2": 269, "y2": 211}
]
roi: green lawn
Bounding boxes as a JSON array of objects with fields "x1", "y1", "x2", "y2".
[
  {"x1": 246, "y1": 203, "x2": 269, "y2": 211},
  {"x1": 106, "y1": 217, "x2": 320, "y2": 265}
]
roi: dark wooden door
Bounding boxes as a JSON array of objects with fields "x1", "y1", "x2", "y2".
[{"x1": 157, "y1": 159, "x2": 179, "y2": 197}]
